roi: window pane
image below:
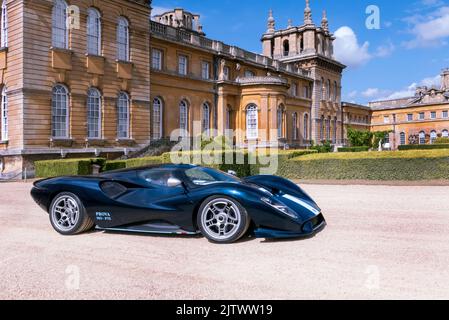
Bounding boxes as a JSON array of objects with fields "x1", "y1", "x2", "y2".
[
  {"x1": 117, "y1": 92, "x2": 129, "y2": 138},
  {"x1": 87, "y1": 88, "x2": 101, "y2": 138}
]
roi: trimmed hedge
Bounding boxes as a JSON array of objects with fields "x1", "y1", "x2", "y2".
[
  {"x1": 398, "y1": 144, "x2": 449, "y2": 151},
  {"x1": 280, "y1": 150, "x2": 449, "y2": 181},
  {"x1": 125, "y1": 156, "x2": 166, "y2": 168},
  {"x1": 338, "y1": 146, "x2": 370, "y2": 153},
  {"x1": 35, "y1": 158, "x2": 106, "y2": 178},
  {"x1": 102, "y1": 160, "x2": 127, "y2": 172}
]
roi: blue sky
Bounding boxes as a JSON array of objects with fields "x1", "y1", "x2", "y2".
[{"x1": 151, "y1": 0, "x2": 449, "y2": 104}]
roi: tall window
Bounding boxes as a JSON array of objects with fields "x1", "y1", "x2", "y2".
[
  {"x1": 320, "y1": 115, "x2": 324, "y2": 141},
  {"x1": 178, "y1": 55, "x2": 188, "y2": 75},
  {"x1": 430, "y1": 130, "x2": 437, "y2": 144},
  {"x1": 400, "y1": 132, "x2": 406, "y2": 145},
  {"x1": 277, "y1": 106, "x2": 284, "y2": 138},
  {"x1": 419, "y1": 131, "x2": 426, "y2": 144},
  {"x1": 333, "y1": 81, "x2": 338, "y2": 102},
  {"x1": 326, "y1": 116, "x2": 331, "y2": 140},
  {"x1": 431, "y1": 111, "x2": 436, "y2": 119},
  {"x1": 320, "y1": 77, "x2": 325, "y2": 100},
  {"x1": 201, "y1": 61, "x2": 210, "y2": 80},
  {"x1": 304, "y1": 114, "x2": 309, "y2": 141},
  {"x1": 1, "y1": 86, "x2": 7, "y2": 141},
  {"x1": 419, "y1": 112, "x2": 425, "y2": 120},
  {"x1": 152, "y1": 98, "x2": 163, "y2": 139},
  {"x1": 117, "y1": 92, "x2": 130, "y2": 139},
  {"x1": 291, "y1": 82, "x2": 297, "y2": 96},
  {"x1": 407, "y1": 114, "x2": 413, "y2": 122},
  {"x1": 202, "y1": 102, "x2": 210, "y2": 134},
  {"x1": 1, "y1": 0, "x2": 7, "y2": 48},
  {"x1": 333, "y1": 117, "x2": 337, "y2": 143},
  {"x1": 52, "y1": 84, "x2": 69, "y2": 138},
  {"x1": 327, "y1": 80, "x2": 331, "y2": 101},
  {"x1": 179, "y1": 100, "x2": 188, "y2": 137},
  {"x1": 292, "y1": 113, "x2": 298, "y2": 140},
  {"x1": 226, "y1": 106, "x2": 231, "y2": 131},
  {"x1": 152, "y1": 49, "x2": 162, "y2": 70},
  {"x1": 117, "y1": 17, "x2": 129, "y2": 61},
  {"x1": 443, "y1": 111, "x2": 448, "y2": 118},
  {"x1": 246, "y1": 104, "x2": 258, "y2": 139},
  {"x1": 87, "y1": 8, "x2": 101, "y2": 55},
  {"x1": 87, "y1": 88, "x2": 102, "y2": 139},
  {"x1": 52, "y1": 0, "x2": 68, "y2": 49}
]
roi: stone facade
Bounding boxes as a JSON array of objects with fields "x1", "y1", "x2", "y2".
[
  {"x1": 342, "y1": 69, "x2": 449, "y2": 150},
  {"x1": 261, "y1": 0, "x2": 346, "y2": 144},
  {"x1": 0, "y1": 0, "x2": 151, "y2": 177}
]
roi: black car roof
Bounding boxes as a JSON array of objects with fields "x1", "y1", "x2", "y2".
[{"x1": 100, "y1": 163, "x2": 198, "y2": 175}]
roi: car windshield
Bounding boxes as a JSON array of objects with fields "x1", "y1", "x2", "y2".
[{"x1": 184, "y1": 167, "x2": 241, "y2": 186}]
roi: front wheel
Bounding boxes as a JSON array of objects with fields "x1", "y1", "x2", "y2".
[
  {"x1": 197, "y1": 196, "x2": 250, "y2": 244},
  {"x1": 49, "y1": 192, "x2": 95, "y2": 235}
]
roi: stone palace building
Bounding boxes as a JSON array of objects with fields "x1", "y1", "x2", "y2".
[{"x1": 0, "y1": 0, "x2": 447, "y2": 178}]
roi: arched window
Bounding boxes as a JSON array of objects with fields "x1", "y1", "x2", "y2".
[
  {"x1": 52, "y1": 0, "x2": 68, "y2": 49},
  {"x1": 117, "y1": 17, "x2": 129, "y2": 61},
  {"x1": 299, "y1": 37, "x2": 304, "y2": 53},
  {"x1": 52, "y1": 84, "x2": 69, "y2": 138},
  {"x1": 283, "y1": 39, "x2": 289, "y2": 56},
  {"x1": 430, "y1": 130, "x2": 437, "y2": 144},
  {"x1": 442, "y1": 130, "x2": 449, "y2": 138},
  {"x1": 327, "y1": 79, "x2": 331, "y2": 101},
  {"x1": 292, "y1": 113, "x2": 298, "y2": 140},
  {"x1": 117, "y1": 92, "x2": 130, "y2": 139},
  {"x1": 400, "y1": 132, "x2": 406, "y2": 145},
  {"x1": 87, "y1": 8, "x2": 101, "y2": 55},
  {"x1": 87, "y1": 88, "x2": 102, "y2": 139},
  {"x1": 419, "y1": 131, "x2": 426, "y2": 145},
  {"x1": 304, "y1": 113, "x2": 309, "y2": 141},
  {"x1": 1, "y1": 0, "x2": 8, "y2": 48},
  {"x1": 1, "y1": 86, "x2": 7, "y2": 141},
  {"x1": 326, "y1": 116, "x2": 331, "y2": 140},
  {"x1": 246, "y1": 104, "x2": 258, "y2": 139},
  {"x1": 152, "y1": 97, "x2": 163, "y2": 140},
  {"x1": 202, "y1": 102, "x2": 210, "y2": 135},
  {"x1": 179, "y1": 100, "x2": 189, "y2": 137},
  {"x1": 277, "y1": 105, "x2": 284, "y2": 138}
]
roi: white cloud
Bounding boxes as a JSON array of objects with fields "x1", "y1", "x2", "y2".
[
  {"x1": 375, "y1": 42, "x2": 395, "y2": 57},
  {"x1": 403, "y1": 6, "x2": 449, "y2": 48},
  {"x1": 361, "y1": 88, "x2": 381, "y2": 98},
  {"x1": 151, "y1": 6, "x2": 172, "y2": 18},
  {"x1": 376, "y1": 74, "x2": 441, "y2": 101},
  {"x1": 334, "y1": 26, "x2": 371, "y2": 68}
]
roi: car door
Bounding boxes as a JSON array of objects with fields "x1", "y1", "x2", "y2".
[{"x1": 109, "y1": 168, "x2": 195, "y2": 228}]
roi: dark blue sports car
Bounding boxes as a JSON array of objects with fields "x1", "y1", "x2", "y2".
[{"x1": 30, "y1": 164, "x2": 326, "y2": 243}]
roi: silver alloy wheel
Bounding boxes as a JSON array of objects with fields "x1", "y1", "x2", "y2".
[
  {"x1": 51, "y1": 195, "x2": 80, "y2": 232},
  {"x1": 200, "y1": 198, "x2": 242, "y2": 241}
]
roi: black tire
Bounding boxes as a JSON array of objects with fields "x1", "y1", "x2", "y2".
[
  {"x1": 49, "y1": 192, "x2": 95, "y2": 235},
  {"x1": 197, "y1": 195, "x2": 251, "y2": 244}
]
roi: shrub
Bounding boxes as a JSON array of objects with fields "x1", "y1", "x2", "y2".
[
  {"x1": 435, "y1": 137, "x2": 449, "y2": 144},
  {"x1": 35, "y1": 158, "x2": 105, "y2": 178},
  {"x1": 338, "y1": 146, "x2": 370, "y2": 153},
  {"x1": 279, "y1": 149, "x2": 449, "y2": 181},
  {"x1": 398, "y1": 144, "x2": 449, "y2": 151},
  {"x1": 125, "y1": 156, "x2": 165, "y2": 168},
  {"x1": 102, "y1": 160, "x2": 127, "y2": 172},
  {"x1": 310, "y1": 141, "x2": 333, "y2": 153}
]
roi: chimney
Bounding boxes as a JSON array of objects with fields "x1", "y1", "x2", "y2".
[{"x1": 441, "y1": 68, "x2": 449, "y2": 91}]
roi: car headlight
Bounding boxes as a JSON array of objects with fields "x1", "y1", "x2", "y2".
[{"x1": 261, "y1": 197, "x2": 297, "y2": 219}]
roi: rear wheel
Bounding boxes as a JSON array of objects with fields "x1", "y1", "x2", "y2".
[
  {"x1": 197, "y1": 196, "x2": 250, "y2": 244},
  {"x1": 49, "y1": 192, "x2": 95, "y2": 235}
]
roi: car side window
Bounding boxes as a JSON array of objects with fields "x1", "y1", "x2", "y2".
[
  {"x1": 185, "y1": 168, "x2": 216, "y2": 185},
  {"x1": 138, "y1": 169, "x2": 174, "y2": 187}
]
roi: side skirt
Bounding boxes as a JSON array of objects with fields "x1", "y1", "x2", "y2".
[{"x1": 95, "y1": 222, "x2": 200, "y2": 236}]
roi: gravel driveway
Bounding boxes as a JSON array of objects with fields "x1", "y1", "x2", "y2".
[{"x1": 0, "y1": 182, "x2": 448, "y2": 300}]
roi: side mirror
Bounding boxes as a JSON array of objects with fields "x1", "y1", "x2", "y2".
[
  {"x1": 227, "y1": 170, "x2": 237, "y2": 176},
  {"x1": 167, "y1": 177, "x2": 183, "y2": 188}
]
